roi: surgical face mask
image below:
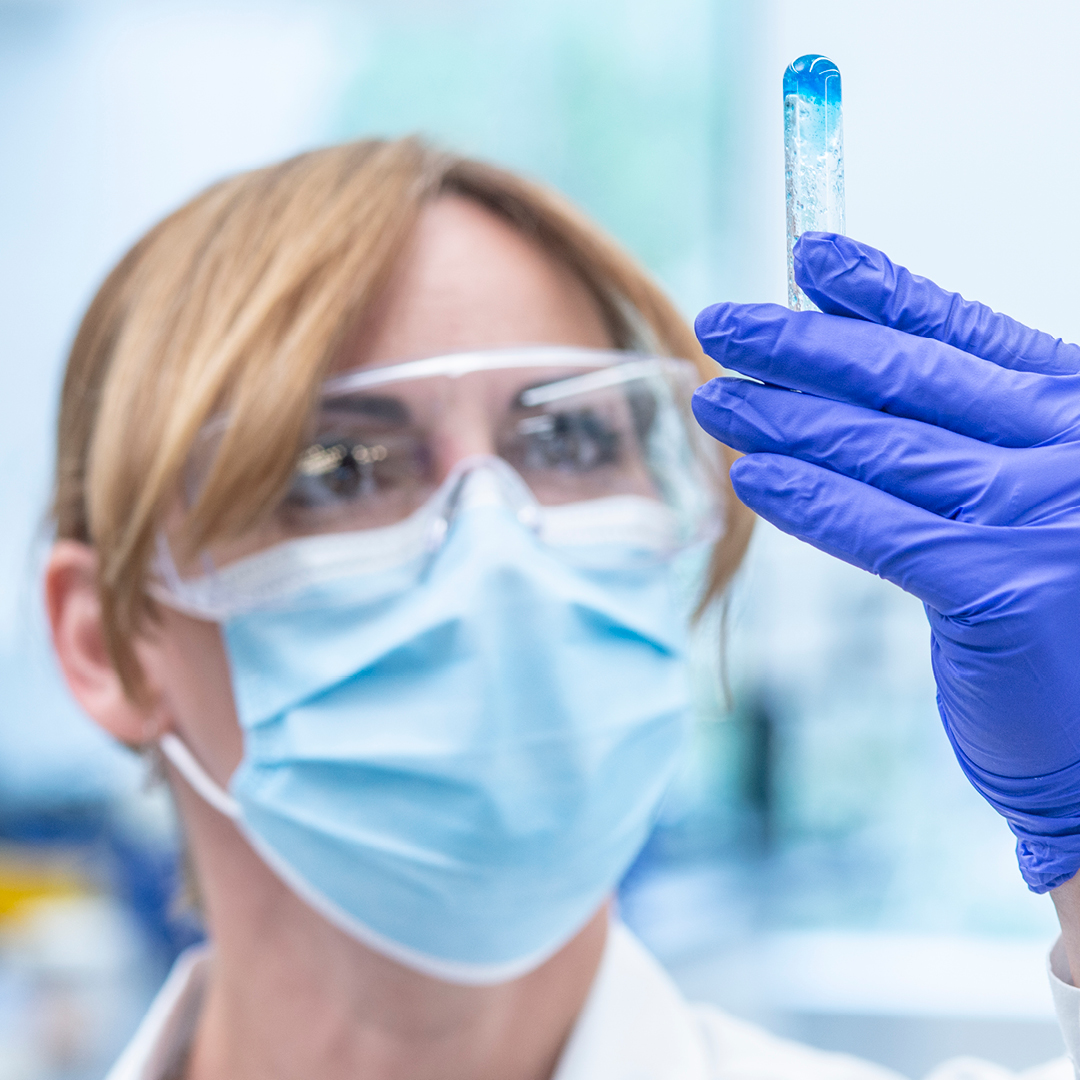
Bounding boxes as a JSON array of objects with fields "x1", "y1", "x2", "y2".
[{"x1": 154, "y1": 347, "x2": 723, "y2": 984}]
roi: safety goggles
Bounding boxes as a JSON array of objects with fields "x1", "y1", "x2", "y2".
[{"x1": 154, "y1": 346, "x2": 725, "y2": 619}]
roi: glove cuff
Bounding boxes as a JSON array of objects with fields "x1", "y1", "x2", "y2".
[
  {"x1": 1014, "y1": 833, "x2": 1080, "y2": 893},
  {"x1": 941, "y1": 722, "x2": 1080, "y2": 893}
]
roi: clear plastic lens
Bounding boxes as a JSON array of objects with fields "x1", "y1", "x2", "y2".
[
  {"x1": 285, "y1": 375, "x2": 658, "y2": 524},
  {"x1": 161, "y1": 350, "x2": 723, "y2": 611}
]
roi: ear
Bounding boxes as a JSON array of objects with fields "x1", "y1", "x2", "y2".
[{"x1": 45, "y1": 539, "x2": 165, "y2": 745}]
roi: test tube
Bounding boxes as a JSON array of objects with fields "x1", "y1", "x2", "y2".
[{"x1": 784, "y1": 54, "x2": 844, "y2": 311}]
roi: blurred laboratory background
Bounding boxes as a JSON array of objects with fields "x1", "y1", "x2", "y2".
[{"x1": 2, "y1": 1, "x2": 1079, "y2": 1077}]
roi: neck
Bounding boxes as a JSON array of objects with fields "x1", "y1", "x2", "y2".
[{"x1": 176, "y1": 786, "x2": 608, "y2": 1080}]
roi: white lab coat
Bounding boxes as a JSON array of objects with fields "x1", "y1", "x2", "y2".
[{"x1": 106, "y1": 922, "x2": 1079, "y2": 1080}]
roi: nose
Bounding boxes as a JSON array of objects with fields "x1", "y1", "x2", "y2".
[
  {"x1": 440, "y1": 457, "x2": 541, "y2": 536},
  {"x1": 429, "y1": 399, "x2": 499, "y2": 484}
]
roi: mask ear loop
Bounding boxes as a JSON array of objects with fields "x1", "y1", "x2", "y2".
[{"x1": 159, "y1": 733, "x2": 242, "y2": 821}]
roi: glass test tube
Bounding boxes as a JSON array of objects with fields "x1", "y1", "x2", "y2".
[{"x1": 784, "y1": 54, "x2": 845, "y2": 311}]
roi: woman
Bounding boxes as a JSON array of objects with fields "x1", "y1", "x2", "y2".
[{"x1": 44, "y1": 138, "x2": 1076, "y2": 1078}]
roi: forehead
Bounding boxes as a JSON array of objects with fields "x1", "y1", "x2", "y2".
[{"x1": 335, "y1": 195, "x2": 613, "y2": 375}]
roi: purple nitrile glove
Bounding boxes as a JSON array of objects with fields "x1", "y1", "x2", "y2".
[{"x1": 692, "y1": 232, "x2": 1080, "y2": 892}]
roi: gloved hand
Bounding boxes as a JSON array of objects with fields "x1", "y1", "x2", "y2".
[{"x1": 692, "y1": 232, "x2": 1080, "y2": 892}]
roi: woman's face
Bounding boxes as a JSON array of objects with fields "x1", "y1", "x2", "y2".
[{"x1": 138, "y1": 194, "x2": 616, "y2": 784}]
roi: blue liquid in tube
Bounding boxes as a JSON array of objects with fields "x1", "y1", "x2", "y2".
[{"x1": 784, "y1": 54, "x2": 845, "y2": 311}]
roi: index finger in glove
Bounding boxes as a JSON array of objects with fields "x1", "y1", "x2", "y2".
[
  {"x1": 695, "y1": 302, "x2": 1078, "y2": 448},
  {"x1": 795, "y1": 233, "x2": 1080, "y2": 376},
  {"x1": 695, "y1": 378, "x2": 1026, "y2": 524}
]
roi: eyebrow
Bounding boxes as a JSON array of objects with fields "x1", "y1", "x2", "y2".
[{"x1": 321, "y1": 395, "x2": 411, "y2": 424}]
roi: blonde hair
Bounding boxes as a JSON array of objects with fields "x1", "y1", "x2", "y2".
[{"x1": 53, "y1": 137, "x2": 753, "y2": 696}]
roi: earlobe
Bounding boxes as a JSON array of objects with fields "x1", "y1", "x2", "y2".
[{"x1": 45, "y1": 539, "x2": 164, "y2": 745}]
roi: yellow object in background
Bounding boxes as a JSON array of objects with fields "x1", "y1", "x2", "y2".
[{"x1": 0, "y1": 849, "x2": 92, "y2": 925}]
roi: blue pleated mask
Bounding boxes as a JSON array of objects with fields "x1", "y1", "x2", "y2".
[{"x1": 160, "y1": 469, "x2": 692, "y2": 984}]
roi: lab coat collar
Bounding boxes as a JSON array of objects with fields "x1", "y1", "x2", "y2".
[
  {"x1": 104, "y1": 922, "x2": 709, "y2": 1080},
  {"x1": 554, "y1": 921, "x2": 712, "y2": 1079},
  {"x1": 104, "y1": 944, "x2": 208, "y2": 1080}
]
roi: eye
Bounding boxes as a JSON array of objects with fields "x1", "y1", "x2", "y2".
[
  {"x1": 509, "y1": 408, "x2": 622, "y2": 472},
  {"x1": 296, "y1": 441, "x2": 388, "y2": 478},
  {"x1": 284, "y1": 435, "x2": 423, "y2": 511}
]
